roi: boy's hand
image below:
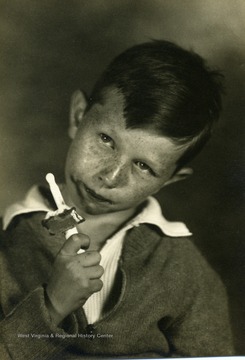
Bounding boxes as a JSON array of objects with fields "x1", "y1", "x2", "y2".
[{"x1": 45, "y1": 234, "x2": 104, "y2": 325}]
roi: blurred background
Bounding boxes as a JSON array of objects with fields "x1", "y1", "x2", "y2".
[{"x1": 0, "y1": 0, "x2": 244, "y2": 353}]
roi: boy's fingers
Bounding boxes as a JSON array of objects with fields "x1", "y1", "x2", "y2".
[
  {"x1": 81, "y1": 251, "x2": 102, "y2": 267},
  {"x1": 90, "y1": 279, "x2": 103, "y2": 293},
  {"x1": 85, "y1": 265, "x2": 104, "y2": 279},
  {"x1": 60, "y1": 234, "x2": 90, "y2": 255}
]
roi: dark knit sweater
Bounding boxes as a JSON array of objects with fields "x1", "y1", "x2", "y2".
[{"x1": 0, "y1": 212, "x2": 234, "y2": 359}]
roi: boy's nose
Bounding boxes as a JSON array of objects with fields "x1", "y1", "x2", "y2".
[{"x1": 98, "y1": 162, "x2": 127, "y2": 189}]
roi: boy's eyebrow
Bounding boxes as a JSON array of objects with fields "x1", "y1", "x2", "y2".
[{"x1": 143, "y1": 143, "x2": 188, "y2": 173}]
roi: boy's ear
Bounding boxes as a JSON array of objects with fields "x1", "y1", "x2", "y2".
[
  {"x1": 68, "y1": 90, "x2": 88, "y2": 139},
  {"x1": 164, "y1": 167, "x2": 193, "y2": 187}
]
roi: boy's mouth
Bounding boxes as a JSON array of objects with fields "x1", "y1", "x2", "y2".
[
  {"x1": 71, "y1": 176, "x2": 112, "y2": 204},
  {"x1": 85, "y1": 185, "x2": 112, "y2": 203}
]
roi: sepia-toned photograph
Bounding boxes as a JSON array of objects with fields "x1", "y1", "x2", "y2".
[{"x1": 0, "y1": 1, "x2": 244, "y2": 358}]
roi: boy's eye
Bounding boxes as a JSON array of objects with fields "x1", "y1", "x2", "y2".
[
  {"x1": 100, "y1": 133, "x2": 111, "y2": 142},
  {"x1": 135, "y1": 161, "x2": 156, "y2": 176},
  {"x1": 99, "y1": 133, "x2": 114, "y2": 146}
]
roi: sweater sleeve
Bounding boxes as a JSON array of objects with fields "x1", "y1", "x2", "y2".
[
  {"x1": 164, "y1": 244, "x2": 235, "y2": 357},
  {"x1": 0, "y1": 286, "x2": 80, "y2": 360},
  {"x1": 0, "y1": 216, "x2": 84, "y2": 359}
]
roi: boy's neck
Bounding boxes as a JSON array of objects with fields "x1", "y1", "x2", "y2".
[
  {"x1": 60, "y1": 183, "x2": 143, "y2": 250},
  {"x1": 76, "y1": 206, "x2": 137, "y2": 251}
]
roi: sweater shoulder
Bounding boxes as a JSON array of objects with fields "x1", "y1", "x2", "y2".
[
  {"x1": 159, "y1": 232, "x2": 225, "y2": 290},
  {"x1": 134, "y1": 224, "x2": 222, "y2": 284},
  {"x1": 0, "y1": 212, "x2": 65, "y2": 262}
]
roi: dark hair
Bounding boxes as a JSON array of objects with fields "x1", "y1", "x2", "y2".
[{"x1": 89, "y1": 40, "x2": 224, "y2": 169}]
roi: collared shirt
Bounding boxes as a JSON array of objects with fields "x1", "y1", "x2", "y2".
[{"x1": 3, "y1": 185, "x2": 192, "y2": 324}]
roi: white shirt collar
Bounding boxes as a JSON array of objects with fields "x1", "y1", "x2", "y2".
[
  {"x1": 3, "y1": 186, "x2": 51, "y2": 230},
  {"x1": 129, "y1": 196, "x2": 192, "y2": 237},
  {"x1": 2, "y1": 185, "x2": 192, "y2": 237}
]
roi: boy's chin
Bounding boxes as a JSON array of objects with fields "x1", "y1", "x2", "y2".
[
  {"x1": 75, "y1": 201, "x2": 115, "y2": 216},
  {"x1": 78, "y1": 202, "x2": 136, "y2": 217},
  {"x1": 83, "y1": 207, "x2": 115, "y2": 216}
]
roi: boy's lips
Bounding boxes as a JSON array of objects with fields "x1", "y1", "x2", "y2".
[
  {"x1": 71, "y1": 176, "x2": 112, "y2": 204},
  {"x1": 85, "y1": 185, "x2": 112, "y2": 203}
]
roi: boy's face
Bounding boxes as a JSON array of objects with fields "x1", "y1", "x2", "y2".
[{"x1": 65, "y1": 88, "x2": 188, "y2": 216}]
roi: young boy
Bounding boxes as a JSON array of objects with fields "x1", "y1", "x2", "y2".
[{"x1": 0, "y1": 40, "x2": 234, "y2": 359}]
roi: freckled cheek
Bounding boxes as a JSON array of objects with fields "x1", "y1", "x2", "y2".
[
  {"x1": 72, "y1": 142, "x2": 110, "y2": 173},
  {"x1": 124, "y1": 181, "x2": 159, "y2": 203}
]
